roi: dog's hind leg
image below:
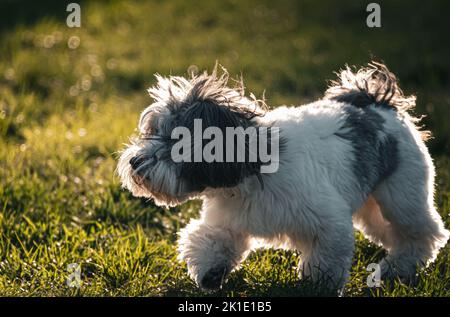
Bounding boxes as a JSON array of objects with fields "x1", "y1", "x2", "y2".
[
  {"x1": 370, "y1": 141, "x2": 449, "y2": 280},
  {"x1": 353, "y1": 195, "x2": 395, "y2": 249}
]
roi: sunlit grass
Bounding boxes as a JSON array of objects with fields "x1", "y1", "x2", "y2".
[{"x1": 0, "y1": 0, "x2": 449, "y2": 296}]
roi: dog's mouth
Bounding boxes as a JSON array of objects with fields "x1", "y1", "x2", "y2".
[
  {"x1": 126, "y1": 150, "x2": 187, "y2": 202},
  {"x1": 131, "y1": 171, "x2": 192, "y2": 206}
]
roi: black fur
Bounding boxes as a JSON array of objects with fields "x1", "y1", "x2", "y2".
[
  {"x1": 133, "y1": 67, "x2": 283, "y2": 194},
  {"x1": 174, "y1": 99, "x2": 273, "y2": 190},
  {"x1": 335, "y1": 105, "x2": 398, "y2": 194}
]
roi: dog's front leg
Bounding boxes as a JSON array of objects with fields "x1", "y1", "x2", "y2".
[
  {"x1": 177, "y1": 219, "x2": 250, "y2": 291},
  {"x1": 299, "y1": 216, "x2": 355, "y2": 291}
]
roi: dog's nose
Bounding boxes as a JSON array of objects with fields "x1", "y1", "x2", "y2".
[{"x1": 129, "y1": 156, "x2": 145, "y2": 170}]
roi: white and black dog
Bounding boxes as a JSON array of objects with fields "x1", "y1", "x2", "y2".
[{"x1": 117, "y1": 63, "x2": 449, "y2": 291}]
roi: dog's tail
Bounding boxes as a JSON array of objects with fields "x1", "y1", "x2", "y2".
[
  {"x1": 325, "y1": 62, "x2": 414, "y2": 112},
  {"x1": 325, "y1": 61, "x2": 430, "y2": 140}
]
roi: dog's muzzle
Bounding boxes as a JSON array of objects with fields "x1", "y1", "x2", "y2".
[{"x1": 129, "y1": 134, "x2": 172, "y2": 171}]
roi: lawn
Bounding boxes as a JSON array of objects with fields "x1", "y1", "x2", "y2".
[{"x1": 0, "y1": 0, "x2": 449, "y2": 296}]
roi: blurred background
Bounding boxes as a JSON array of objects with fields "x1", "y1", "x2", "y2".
[
  {"x1": 0, "y1": 0, "x2": 449, "y2": 296},
  {"x1": 1, "y1": 0, "x2": 449, "y2": 152}
]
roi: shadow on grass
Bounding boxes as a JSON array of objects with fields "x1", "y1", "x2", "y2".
[{"x1": 162, "y1": 274, "x2": 340, "y2": 297}]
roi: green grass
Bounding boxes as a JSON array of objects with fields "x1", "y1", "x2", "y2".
[{"x1": 0, "y1": 0, "x2": 449, "y2": 296}]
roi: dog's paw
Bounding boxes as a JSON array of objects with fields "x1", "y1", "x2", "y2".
[
  {"x1": 378, "y1": 258, "x2": 419, "y2": 286},
  {"x1": 199, "y1": 266, "x2": 229, "y2": 291}
]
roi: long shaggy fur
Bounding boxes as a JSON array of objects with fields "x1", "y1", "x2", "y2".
[
  {"x1": 117, "y1": 62, "x2": 449, "y2": 292},
  {"x1": 325, "y1": 62, "x2": 431, "y2": 140}
]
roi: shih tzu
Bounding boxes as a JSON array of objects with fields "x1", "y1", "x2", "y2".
[{"x1": 117, "y1": 62, "x2": 449, "y2": 291}]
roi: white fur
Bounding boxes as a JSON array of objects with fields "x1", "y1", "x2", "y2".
[
  {"x1": 118, "y1": 65, "x2": 449, "y2": 291},
  {"x1": 178, "y1": 101, "x2": 448, "y2": 289}
]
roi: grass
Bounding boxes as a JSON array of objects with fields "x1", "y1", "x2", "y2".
[{"x1": 0, "y1": 0, "x2": 449, "y2": 296}]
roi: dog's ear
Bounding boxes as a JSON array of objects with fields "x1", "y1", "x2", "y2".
[{"x1": 174, "y1": 99, "x2": 262, "y2": 189}]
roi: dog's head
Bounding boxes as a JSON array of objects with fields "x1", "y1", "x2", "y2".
[{"x1": 117, "y1": 66, "x2": 267, "y2": 207}]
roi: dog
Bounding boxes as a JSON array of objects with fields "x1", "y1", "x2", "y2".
[{"x1": 117, "y1": 62, "x2": 449, "y2": 291}]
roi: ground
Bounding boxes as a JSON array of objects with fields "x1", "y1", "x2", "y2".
[{"x1": 0, "y1": 0, "x2": 449, "y2": 296}]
